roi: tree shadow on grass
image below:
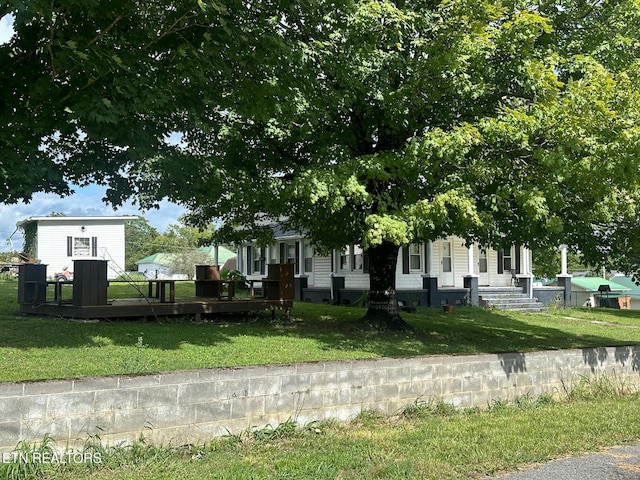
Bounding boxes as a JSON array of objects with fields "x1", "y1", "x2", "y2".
[
  {"x1": 4, "y1": 304, "x2": 640, "y2": 353},
  {"x1": 3, "y1": 302, "x2": 640, "y2": 379}
]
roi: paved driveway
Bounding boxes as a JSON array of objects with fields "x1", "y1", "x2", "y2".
[{"x1": 495, "y1": 444, "x2": 640, "y2": 479}]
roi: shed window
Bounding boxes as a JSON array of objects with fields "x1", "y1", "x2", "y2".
[{"x1": 73, "y1": 237, "x2": 90, "y2": 256}]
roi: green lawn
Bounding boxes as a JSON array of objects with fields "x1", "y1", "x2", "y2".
[{"x1": 2, "y1": 279, "x2": 640, "y2": 381}]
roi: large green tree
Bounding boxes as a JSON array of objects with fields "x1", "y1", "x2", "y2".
[
  {"x1": 3, "y1": 0, "x2": 640, "y2": 328},
  {"x1": 148, "y1": 0, "x2": 640, "y2": 328}
]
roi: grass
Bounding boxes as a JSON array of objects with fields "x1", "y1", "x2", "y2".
[{"x1": 3, "y1": 279, "x2": 640, "y2": 381}]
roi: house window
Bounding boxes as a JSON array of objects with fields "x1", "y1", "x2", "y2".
[
  {"x1": 278, "y1": 241, "x2": 299, "y2": 274},
  {"x1": 353, "y1": 245, "x2": 363, "y2": 270},
  {"x1": 252, "y1": 247, "x2": 263, "y2": 274},
  {"x1": 502, "y1": 248, "x2": 512, "y2": 272},
  {"x1": 304, "y1": 244, "x2": 313, "y2": 273},
  {"x1": 286, "y1": 243, "x2": 296, "y2": 265},
  {"x1": 340, "y1": 247, "x2": 349, "y2": 270},
  {"x1": 409, "y1": 244, "x2": 421, "y2": 271}
]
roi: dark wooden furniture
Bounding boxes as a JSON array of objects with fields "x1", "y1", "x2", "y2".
[
  {"x1": 73, "y1": 260, "x2": 108, "y2": 306},
  {"x1": 263, "y1": 264, "x2": 295, "y2": 301},
  {"x1": 17, "y1": 264, "x2": 47, "y2": 304},
  {"x1": 48, "y1": 280, "x2": 73, "y2": 304},
  {"x1": 194, "y1": 265, "x2": 221, "y2": 297},
  {"x1": 147, "y1": 280, "x2": 176, "y2": 303}
]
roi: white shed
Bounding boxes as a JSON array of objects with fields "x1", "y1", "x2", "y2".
[{"x1": 16, "y1": 216, "x2": 138, "y2": 280}]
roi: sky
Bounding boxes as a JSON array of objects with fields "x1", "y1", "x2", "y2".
[{"x1": 0, "y1": 14, "x2": 187, "y2": 252}]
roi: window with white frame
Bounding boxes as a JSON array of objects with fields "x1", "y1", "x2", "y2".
[
  {"x1": 502, "y1": 247, "x2": 512, "y2": 272},
  {"x1": 409, "y1": 244, "x2": 421, "y2": 271},
  {"x1": 74, "y1": 237, "x2": 91, "y2": 256},
  {"x1": 340, "y1": 247, "x2": 349, "y2": 270},
  {"x1": 286, "y1": 242, "x2": 296, "y2": 265},
  {"x1": 304, "y1": 243, "x2": 313, "y2": 273},
  {"x1": 67, "y1": 236, "x2": 96, "y2": 257},
  {"x1": 252, "y1": 246, "x2": 262, "y2": 273},
  {"x1": 353, "y1": 245, "x2": 363, "y2": 270}
]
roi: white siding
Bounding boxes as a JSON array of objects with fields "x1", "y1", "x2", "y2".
[
  {"x1": 35, "y1": 218, "x2": 128, "y2": 280},
  {"x1": 244, "y1": 233, "x2": 525, "y2": 291},
  {"x1": 452, "y1": 239, "x2": 470, "y2": 287},
  {"x1": 311, "y1": 256, "x2": 332, "y2": 288}
]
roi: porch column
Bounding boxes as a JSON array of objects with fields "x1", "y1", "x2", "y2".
[
  {"x1": 423, "y1": 241, "x2": 438, "y2": 307},
  {"x1": 426, "y1": 240, "x2": 435, "y2": 276},
  {"x1": 297, "y1": 240, "x2": 303, "y2": 276},
  {"x1": 464, "y1": 243, "x2": 479, "y2": 306},
  {"x1": 213, "y1": 245, "x2": 219, "y2": 267},
  {"x1": 237, "y1": 246, "x2": 243, "y2": 274},
  {"x1": 295, "y1": 240, "x2": 307, "y2": 301},
  {"x1": 557, "y1": 245, "x2": 572, "y2": 306},
  {"x1": 560, "y1": 245, "x2": 568, "y2": 276},
  {"x1": 521, "y1": 246, "x2": 533, "y2": 298}
]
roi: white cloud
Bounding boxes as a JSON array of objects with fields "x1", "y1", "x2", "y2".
[
  {"x1": 0, "y1": 186, "x2": 187, "y2": 252},
  {"x1": 0, "y1": 14, "x2": 15, "y2": 45}
]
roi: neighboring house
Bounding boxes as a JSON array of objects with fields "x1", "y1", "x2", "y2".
[
  {"x1": 15, "y1": 216, "x2": 138, "y2": 280},
  {"x1": 136, "y1": 246, "x2": 236, "y2": 280},
  {"x1": 608, "y1": 275, "x2": 640, "y2": 310},
  {"x1": 237, "y1": 224, "x2": 551, "y2": 309},
  {"x1": 135, "y1": 253, "x2": 179, "y2": 280},
  {"x1": 569, "y1": 277, "x2": 631, "y2": 308}
]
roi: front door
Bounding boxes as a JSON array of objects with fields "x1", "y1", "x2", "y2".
[
  {"x1": 478, "y1": 249, "x2": 489, "y2": 286},
  {"x1": 440, "y1": 241, "x2": 454, "y2": 286}
]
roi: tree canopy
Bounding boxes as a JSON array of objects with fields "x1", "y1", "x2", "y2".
[{"x1": 3, "y1": 0, "x2": 640, "y2": 321}]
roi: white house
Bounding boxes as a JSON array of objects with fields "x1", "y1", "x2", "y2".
[
  {"x1": 237, "y1": 225, "x2": 550, "y2": 309},
  {"x1": 15, "y1": 216, "x2": 138, "y2": 280}
]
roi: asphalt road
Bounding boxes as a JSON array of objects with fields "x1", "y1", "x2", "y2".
[{"x1": 495, "y1": 444, "x2": 640, "y2": 479}]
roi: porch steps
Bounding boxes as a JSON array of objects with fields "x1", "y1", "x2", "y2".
[{"x1": 479, "y1": 288, "x2": 546, "y2": 312}]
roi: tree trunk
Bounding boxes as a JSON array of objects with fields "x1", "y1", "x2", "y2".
[{"x1": 362, "y1": 240, "x2": 412, "y2": 331}]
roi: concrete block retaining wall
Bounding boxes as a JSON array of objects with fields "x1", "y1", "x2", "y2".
[{"x1": 1, "y1": 345, "x2": 640, "y2": 452}]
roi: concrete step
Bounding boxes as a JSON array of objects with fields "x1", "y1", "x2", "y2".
[{"x1": 479, "y1": 290, "x2": 546, "y2": 312}]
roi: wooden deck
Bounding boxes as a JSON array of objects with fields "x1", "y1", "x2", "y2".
[
  {"x1": 19, "y1": 296, "x2": 293, "y2": 320},
  {"x1": 17, "y1": 262, "x2": 295, "y2": 321}
]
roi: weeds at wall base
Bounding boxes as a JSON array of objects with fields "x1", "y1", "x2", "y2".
[{"x1": 1, "y1": 373, "x2": 639, "y2": 480}]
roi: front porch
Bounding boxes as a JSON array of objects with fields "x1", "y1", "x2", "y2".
[{"x1": 294, "y1": 276, "x2": 568, "y2": 311}]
